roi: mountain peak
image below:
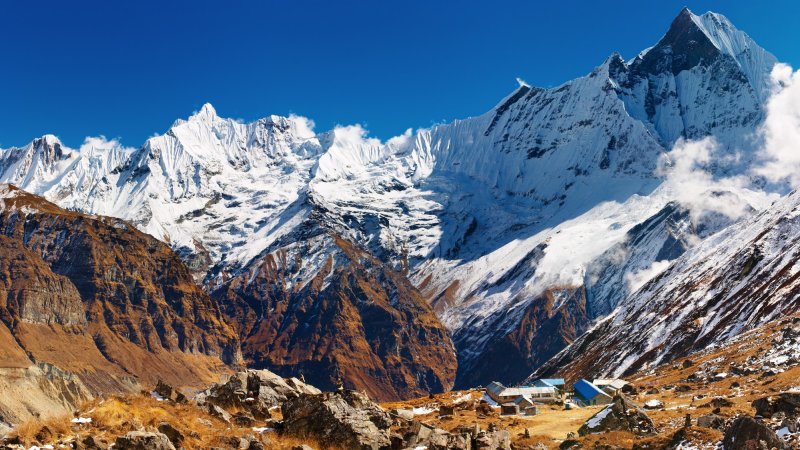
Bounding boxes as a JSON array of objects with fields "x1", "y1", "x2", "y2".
[
  {"x1": 34, "y1": 134, "x2": 62, "y2": 147},
  {"x1": 632, "y1": 8, "x2": 775, "y2": 93},
  {"x1": 189, "y1": 102, "x2": 218, "y2": 123}
]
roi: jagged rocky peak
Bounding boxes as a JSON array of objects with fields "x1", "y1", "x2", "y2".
[
  {"x1": 636, "y1": 7, "x2": 723, "y2": 75},
  {"x1": 627, "y1": 8, "x2": 777, "y2": 97}
]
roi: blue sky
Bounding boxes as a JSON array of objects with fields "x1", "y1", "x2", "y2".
[{"x1": 1, "y1": 0, "x2": 797, "y2": 148}]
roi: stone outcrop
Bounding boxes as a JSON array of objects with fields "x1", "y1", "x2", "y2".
[
  {"x1": 752, "y1": 392, "x2": 800, "y2": 419},
  {"x1": 722, "y1": 416, "x2": 787, "y2": 450},
  {"x1": 696, "y1": 414, "x2": 725, "y2": 429},
  {"x1": 197, "y1": 369, "x2": 321, "y2": 420},
  {"x1": 114, "y1": 431, "x2": 176, "y2": 450},
  {"x1": 281, "y1": 390, "x2": 392, "y2": 450},
  {"x1": 578, "y1": 395, "x2": 655, "y2": 436}
]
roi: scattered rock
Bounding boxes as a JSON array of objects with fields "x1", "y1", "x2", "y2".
[
  {"x1": 696, "y1": 414, "x2": 725, "y2": 429},
  {"x1": 643, "y1": 399, "x2": 663, "y2": 410},
  {"x1": 702, "y1": 396, "x2": 734, "y2": 409},
  {"x1": 154, "y1": 381, "x2": 187, "y2": 404},
  {"x1": 291, "y1": 446, "x2": 315, "y2": 450},
  {"x1": 722, "y1": 416, "x2": 787, "y2": 450},
  {"x1": 232, "y1": 411, "x2": 256, "y2": 427},
  {"x1": 559, "y1": 439, "x2": 581, "y2": 449},
  {"x1": 195, "y1": 418, "x2": 213, "y2": 428},
  {"x1": 73, "y1": 436, "x2": 108, "y2": 450},
  {"x1": 427, "y1": 427, "x2": 472, "y2": 450},
  {"x1": 281, "y1": 390, "x2": 392, "y2": 450},
  {"x1": 34, "y1": 425, "x2": 53, "y2": 443},
  {"x1": 682, "y1": 359, "x2": 694, "y2": 369},
  {"x1": 157, "y1": 423, "x2": 184, "y2": 448},
  {"x1": 474, "y1": 430, "x2": 511, "y2": 450},
  {"x1": 578, "y1": 395, "x2": 655, "y2": 436},
  {"x1": 389, "y1": 408, "x2": 414, "y2": 421},
  {"x1": 115, "y1": 431, "x2": 177, "y2": 450},
  {"x1": 206, "y1": 404, "x2": 231, "y2": 423},
  {"x1": 752, "y1": 392, "x2": 800, "y2": 419},
  {"x1": 197, "y1": 369, "x2": 321, "y2": 421}
]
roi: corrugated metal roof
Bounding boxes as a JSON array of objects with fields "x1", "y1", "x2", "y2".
[
  {"x1": 500, "y1": 386, "x2": 555, "y2": 397},
  {"x1": 533, "y1": 378, "x2": 566, "y2": 387},
  {"x1": 486, "y1": 381, "x2": 506, "y2": 396},
  {"x1": 573, "y1": 379, "x2": 611, "y2": 401},
  {"x1": 512, "y1": 394, "x2": 533, "y2": 405},
  {"x1": 593, "y1": 379, "x2": 628, "y2": 390}
]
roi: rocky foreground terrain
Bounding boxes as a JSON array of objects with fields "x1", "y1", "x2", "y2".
[{"x1": 1, "y1": 314, "x2": 797, "y2": 449}]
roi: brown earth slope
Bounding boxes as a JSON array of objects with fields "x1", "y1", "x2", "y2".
[{"x1": 213, "y1": 221, "x2": 457, "y2": 401}]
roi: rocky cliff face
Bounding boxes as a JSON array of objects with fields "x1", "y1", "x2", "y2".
[
  {"x1": 0, "y1": 184, "x2": 241, "y2": 423},
  {"x1": 213, "y1": 216, "x2": 456, "y2": 401}
]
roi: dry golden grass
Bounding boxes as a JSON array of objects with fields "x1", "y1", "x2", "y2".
[
  {"x1": 9, "y1": 394, "x2": 332, "y2": 450},
  {"x1": 10, "y1": 414, "x2": 73, "y2": 447}
]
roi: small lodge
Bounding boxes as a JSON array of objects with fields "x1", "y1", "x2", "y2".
[
  {"x1": 531, "y1": 378, "x2": 566, "y2": 395},
  {"x1": 593, "y1": 378, "x2": 629, "y2": 395},
  {"x1": 572, "y1": 379, "x2": 613, "y2": 406},
  {"x1": 485, "y1": 381, "x2": 559, "y2": 406},
  {"x1": 500, "y1": 403, "x2": 519, "y2": 416}
]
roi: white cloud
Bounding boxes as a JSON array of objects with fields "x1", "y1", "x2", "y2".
[
  {"x1": 386, "y1": 128, "x2": 414, "y2": 152},
  {"x1": 288, "y1": 114, "x2": 316, "y2": 139},
  {"x1": 78, "y1": 136, "x2": 133, "y2": 155},
  {"x1": 656, "y1": 137, "x2": 761, "y2": 223},
  {"x1": 753, "y1": 63, "x2": 800, "y2": 186},
  {"x1": 655, "y1": 63, "x2": 800, "y2": 225},
  {"x1": 625, "y1": 260, "x2": 671, "y2": 293}
]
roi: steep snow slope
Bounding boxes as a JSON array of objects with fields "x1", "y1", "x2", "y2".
[
  {"x1": 533, "y1": 189, "x2": 800, "y2": 381},
  {"x1": 0, "y1": 9, "x2": 780, "y2": 388}
]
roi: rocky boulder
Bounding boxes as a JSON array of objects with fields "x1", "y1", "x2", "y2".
[
  {"x1": 197, "y1": 369, "x2": 320, "y2": 419},
  {"x1": 73, "y1": 436, "x2": 109, "y2": 450},
  {"x1": 696, "y1": 414, "x2": 725, "y2": 429},
  {"x1": 474, "y1": 430, "x2": 511, "y2": 450},
  {"x1": 153, "y1": 381, "x2": 186, "y2": 404},
  {"x1": 722, "y1": 416, "x2": 787, "y2": 450},
  {"x1": 281, "y1": 390, "x2": 392, "y2": 450},
  {"x1": 752, "y1": 392, "x2": 800, "y2": 419},
  {"x1": 578, "y1": 395, "x2": 655, "y2": 436},
  {"x1": 114, "y1": 431, "x2": 176, "y2": 450},
  {"x1": 156, "y1": 423, "x2": 184, "y2": 448}
]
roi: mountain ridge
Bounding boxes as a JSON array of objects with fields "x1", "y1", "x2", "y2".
[{"x1": 0, "y1": 8, "x2": 785, "y2": 390}]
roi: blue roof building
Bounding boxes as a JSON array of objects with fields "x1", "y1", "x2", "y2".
[{"x1": 572, "y1": 379, "x2": 613, "y2": 406}]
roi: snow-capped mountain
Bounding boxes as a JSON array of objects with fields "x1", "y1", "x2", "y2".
[
  {"x1": 0, "y1": 8, "x2": 783, "y2": 388},
  {"x1": 532, "y1": 188, "x2": 800, "y2": 381}
]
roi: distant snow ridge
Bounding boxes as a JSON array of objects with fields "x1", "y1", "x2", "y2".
[{"x1": 0, "y1": 8, "x2": 784, "y2": 387}]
